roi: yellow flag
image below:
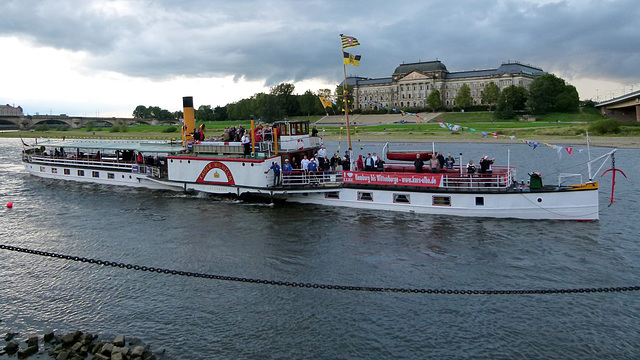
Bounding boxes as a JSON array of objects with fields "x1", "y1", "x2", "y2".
[
  {"x1": 343, "y1": 51, "x2": 361, "y2": 66},
  {"x1": 341, "y1": 35, "x2": 360, "y2": 49}
]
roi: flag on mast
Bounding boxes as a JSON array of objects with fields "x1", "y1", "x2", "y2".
[
  {"x1": 319, "y1": 96, "x2": 334, "y2": 108},
  {"x1": 343, "y1": 51, "x2": 361, "y2": 66},
  {"x1": 341, "y1": 35, "x2": 360, "y2": 49}
]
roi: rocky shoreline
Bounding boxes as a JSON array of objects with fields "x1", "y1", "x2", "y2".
[{"x1": 1, "y1": 330, "x2": 172, "y2": 360}]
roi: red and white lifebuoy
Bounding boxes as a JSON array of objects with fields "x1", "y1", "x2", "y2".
[{"x1": 297, "y1": 139, "x2": 304, "y2": 150}]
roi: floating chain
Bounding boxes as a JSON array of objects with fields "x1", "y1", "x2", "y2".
[{"x1": 2, "y1": 244, "x2": 638, "y2": 295}]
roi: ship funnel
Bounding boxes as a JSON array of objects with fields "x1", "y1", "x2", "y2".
[{"x1": 182, "y1": 96, "x2": 195, "y2": 144}]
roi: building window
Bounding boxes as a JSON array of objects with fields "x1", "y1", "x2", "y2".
[
  {"x1": 78, "y1": 170, "x2": 84, "y2": 176},
  {"x1": 358, "y1": 192, "x2": 373, "y2": 201},
  {"x1": 394, "y1": 194, "x2": 411, "y2": 204},
  {"x1": 325, "y1": 192, "x2": 340, "y2": 199},
  {"x1": 432, "y1": 196, "x2": 451, "y2": 206}
]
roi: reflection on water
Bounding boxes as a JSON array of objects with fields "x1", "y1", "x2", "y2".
[{"x1": 1, "y1": 138, "x2": 639, "y2": 359}]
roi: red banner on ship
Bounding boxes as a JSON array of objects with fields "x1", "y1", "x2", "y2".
[{"x1": 342, "y1": 171, "x2": 442, "y2": 187}]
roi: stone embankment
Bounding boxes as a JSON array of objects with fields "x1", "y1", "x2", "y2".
[{"x1": 1, "y1": 330, "x2": 170, "y2": 360}]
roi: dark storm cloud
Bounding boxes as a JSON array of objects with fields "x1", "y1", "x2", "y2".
[{"x1": 1, "y1": 0, "x2": 638, "y2": 87}]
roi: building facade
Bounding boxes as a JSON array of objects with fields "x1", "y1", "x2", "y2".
[
  {"x1": 0, "y1": 104, "x2": 23, "y2": 116},
  {"x1": 345, "y1": 60, "x2": 546, "y2": 110}
]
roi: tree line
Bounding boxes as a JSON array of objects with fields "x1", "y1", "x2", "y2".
[
  {"x1": 132, "y1": 83, "x2": 334, "y2": 123},
  {"x1": 132, "y1": 74, "x2": 580, "y2": 122},
  {"x1": 451, "y1": 73, "x2": 580, "y2": 119}
]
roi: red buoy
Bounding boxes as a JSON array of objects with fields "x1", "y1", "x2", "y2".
[{"x1": 6, "y1": 202, "x2": 13, "y2": 209}]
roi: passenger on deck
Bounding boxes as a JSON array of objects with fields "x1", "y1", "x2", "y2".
[
  {"x1": 301, "y1": 155, "x2": 310, "y2": 172},
  {"x1": 445, "y1": 153, "x2": 455, "y2": 169},
  {"x1": 330, "y1": 152, "x2": 340, "y2": 171},
  {"x1": 364, "y1": 153, "x2": 375, "y2": 171},
  {"x1": 479, "y1": 155, "x2": 495, "y2": 173},
  {"x1": 266, "y1": 162, "x2": 281, "y2": 187},
  {"x1": 241, "y1": 133, "x2": 251, "y2": 156},
  {"x1": 356, "y1": 155, "x2": 364, "y2": 171},
  {"x1": 311, "y1": 126, "x2": 319, "y2": 137},
  {"x1": 414, "y1": 154, "x2": 424, "y2": 173},
  {"x1": 376, "y1": 157, "x2": 385, "y2": 172},
  {"x1": 308, "y1": 158, "x2": 319, "y2": 183},
  {"x1": 429, "y1": 156, "x2": 439, "y2": 173},
  {"x1": 342, "y1": 157, "x2": 351, "y2": 171},
  {"x1": 467, "y1": 160, "x2": 477, "y2": 173},
  {"x1": 282, "y1": 158, "x2": 292, "y2": 185},
  {"x1": 437, "y1": 152, "x2": 445, "y2": 169},
  {"x1": 372, "y1": 153, "x2": 379, "y2": 167}
]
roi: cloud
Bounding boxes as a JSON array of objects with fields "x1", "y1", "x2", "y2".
[{"x1": 1, "y1": 0, "x2": 638, "y2": 112}]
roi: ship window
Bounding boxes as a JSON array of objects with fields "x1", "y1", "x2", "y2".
[
  {"x1": 432, "y1": 196, "x2": 451, "y2": 206},
  {"x1": 77, "y1": 170, "x2": 84, "y2": 176},
  {"x1": 107, "y1": 173, "x2": 115, "y2": 179},
  {"x1": 40, "y1": 166, "x2": 45, "y2": 172},
  {"x1": 51, "y1": 168, "x2": 57, "y2": 174},
  {"x1": 358, "y1": 192, "x2": 373, "y2": 201},
  {"x1": 92, "y1": 171, "x2": 99, "y2": 178},
  {"x1": 64, "y1": 169, "x2": 70, "y2": 175},
  {"x1": 475, "y1": 197, "x2": 484, "y2": 206},
  {"x1": 325, "y1": 192, "x2": 340, "y2": 199},
  {"x1": 393, "y1": 194, "x2": 410, "y2": 204}
]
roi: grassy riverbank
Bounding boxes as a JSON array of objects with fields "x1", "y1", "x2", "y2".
[{"x1": 3, "y1": 109, "x2": 639, "y2": 148}]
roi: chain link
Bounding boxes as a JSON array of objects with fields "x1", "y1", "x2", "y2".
[{"x1": 2, "y1": 244, "x2": 639, "y2": 295}]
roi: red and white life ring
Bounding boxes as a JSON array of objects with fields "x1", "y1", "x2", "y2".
[{"x1": 297, "y1": 139, "x2": 304, "y2": 150}]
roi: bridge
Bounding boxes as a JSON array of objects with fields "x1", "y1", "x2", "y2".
[
  {"x1": 0, "y1": 115, "x2": 182, "y2": 130},
  {"x1": 595, "y1": 89, "x2": 640, "y2": 122}
]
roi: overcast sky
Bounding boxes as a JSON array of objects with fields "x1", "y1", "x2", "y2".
[{"x1": 1, "y1": 0, "x2": 638, "y2": 117}]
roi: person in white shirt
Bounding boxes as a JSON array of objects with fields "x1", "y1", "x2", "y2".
[{"x1": 241, "y1": 133, "x2": 251, "y2": 155}]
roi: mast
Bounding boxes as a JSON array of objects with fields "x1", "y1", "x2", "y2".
[{"x1": 339, "y1": 33, "x2": 352, "y2": 150}]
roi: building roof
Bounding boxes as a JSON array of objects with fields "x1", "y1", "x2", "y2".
[
  {"x1": 340, "y1": 76, "x2": 392, "y2": 87},
  {"x1": 393, "y1": 61, "x2": 448, "y2": 76}
]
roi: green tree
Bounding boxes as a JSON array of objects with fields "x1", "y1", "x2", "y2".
[
  {"x1": 133, "y1": 105, "x2": 151, "y2": 119},
  {"x1": 195, "y1": 105, "x2": 215, "y2": 122},
  {"x1": 555, "y1": 85, "x2": 580, "y2": 112},
  {"x1": 258, "y1": 93, "x2": 284, "y2": 122},
  {"x1": 482, "y1": 82, "x2": 500, "y2": 111},
  {"x1": 426, "y1": 90, "x2": 442, "y2": 111},
  {"x1": 526, "y1": 74, "x2": 566, "y2": 114},
  {"x1": 270, "y1": 82, "x2": 299, "y2": 118},
  {"x1": 212, "y1": 106, "x2": 227, "y2": 121},
  {"x1": 455, "y1": 84, "x2": 472, "y2": 110},
  {"x1": 298, "y1": 90, "x2": 319, "y2": 117},
  {"x1": 495, "y1": 85, "x2": 528, "y2": 119}
]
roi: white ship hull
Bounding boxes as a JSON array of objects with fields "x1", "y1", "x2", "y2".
[
  {"x1": 24, "y1": 160, "x2": 182, "y2": 191},
  {"x1": 280, "y1": 186, "x2": 600, "y2": 221}
]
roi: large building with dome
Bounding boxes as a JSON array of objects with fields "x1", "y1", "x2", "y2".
[{"x1": 343, "y1": 60, "x2": 546, "y2": 110}]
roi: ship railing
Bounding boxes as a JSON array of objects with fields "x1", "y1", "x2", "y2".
[
  {"x1": 26, "y1": 154, "x2": 137, "y2": 171},
  {"x1": 440, "y1": 166, "x2": 514, "y2": 190},
  {"x1": 558, "y1": 173, "x2": 583, "y2": 187},
  {"x1": 276, "y1": 170, "x2": 343, "y2": 187}
]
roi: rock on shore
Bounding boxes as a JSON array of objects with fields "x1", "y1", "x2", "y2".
[{"x1": 1, "y1": 330, "x2": 171, "y2": 360}]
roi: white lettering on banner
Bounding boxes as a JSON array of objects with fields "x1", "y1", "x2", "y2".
[{"x1": 343, "y1": 171, "x2": 442, "y2": 187}]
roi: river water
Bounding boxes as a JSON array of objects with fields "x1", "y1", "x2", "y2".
[{"x1": 1, "y1": 137, "x2": 639, "y2": 359}]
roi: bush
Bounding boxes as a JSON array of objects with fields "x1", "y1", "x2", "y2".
[
  {"x1": 588, "y1": 119, "x2": 620, "y2": 135},
  {"x1": 35, "y1": 124, "x2": 50, "y2": 131},
  {"x1": 162, "y1": 126, "x2": 178, "y2": 133}
]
